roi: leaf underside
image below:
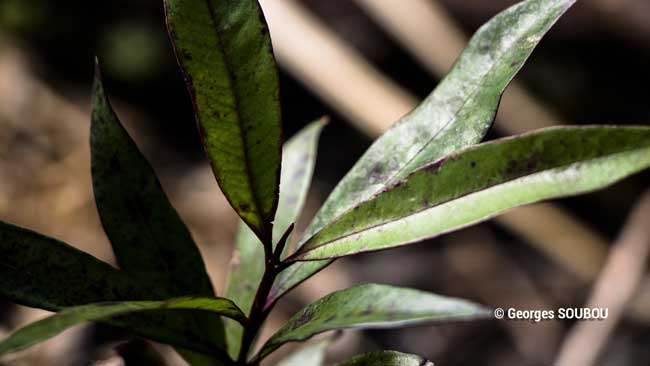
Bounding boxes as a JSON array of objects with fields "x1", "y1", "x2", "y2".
[
  {"x1": 257, "y1": 284, "x2": 489, "y2": 360},
  {"x1": 224, "y1": 119, "x2": 325, "y2": 357},
  {"x1": 336, "y1": 351, "x2": 433, "y2": 366},
  {"x1": 278, "y1": 336, "x2": 333, "y2": 366},
  {"x1": 270, "y1": 0, "x2": 577, "y2": 304},
  {"x1": 293, "y1": 126, "x2": 650, "y2": 260}
]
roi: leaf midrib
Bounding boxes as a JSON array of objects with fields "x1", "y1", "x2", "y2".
[
  {"x1": 297, "y1": 144, "x2": 643, "y2": 257},
  {"x1": 304, "y1": 1, "x2": 549, "y2": 249},
  {"x1": 204, "y1": 0, "x2": 269, "y2": 237}
]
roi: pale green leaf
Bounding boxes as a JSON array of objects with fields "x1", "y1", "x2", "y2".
[
  {"x1": 224, "y1": 120, "x2": 325, "y2": 357},
  {"x1": 256, "y1": 284, "x2": 489, "y2": 360},
  {"x1": 278, "y1": 337, "x2": 333, "y2": 366},
  {"x1": 271, "y1": 0, "x2": 577, "y2": 303},
  {"x1": 293, "y1": 126, "x2": 650, "y2": 260},
  {"x1": 273, "y1": 118, "x2": 327, "y2": 247},
  {"x1": 336, "y1": 351, "x2": 433, "y2": 366}
]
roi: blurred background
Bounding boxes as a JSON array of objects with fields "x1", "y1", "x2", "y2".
[{"x1": 1, "y1": 0, "x2": 650, "y2": 365}]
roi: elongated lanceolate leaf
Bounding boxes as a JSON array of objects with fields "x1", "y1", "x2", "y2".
[
  {"x1": 91, "y1": 63, "x2": 213, "y2": 299},
  {"x1": 0, "y1": 297, "x2": 246, "y2": 357},
  {"x1": 0, "y1": 221, "x2": 140, "y2": 310},
  {"x1": 336, "y1": 351, "x2": 433, "y2": 366},
  {"x1": 91, "y1": 65, "x2": 227, "y2": 357},
  {"x1": 273, "y1": 118, "x2": 327, "y2": 247},
  {"x1": 165, "y1": 0, "x2": 282, "y2": 241},
  {"x1": 293, "y1": 126, "x2": 650, "y2": 260},
  {"x1": 256, "y1": 284, "x2": 489, "y2": 360},
  {"x1": 271, "y1": 0, "x2": 577, "y2": 303},
  {"x1": 224, "y1": 120, "x2": 325, "y2": 357}
]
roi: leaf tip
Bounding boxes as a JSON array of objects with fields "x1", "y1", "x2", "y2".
[
  {"x1": 317, "y1": 115, "x2": 330, "y2": 126},
  {"x1": 91, "y1": 57, "x2": 108, "y2": 108}
]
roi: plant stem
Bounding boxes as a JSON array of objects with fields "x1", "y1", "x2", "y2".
[
  {"x1": 236, "y1": 260, "x2": 275, "y2": 364},
  {"x1": 236, "y1": 225, "x2": 295, "y2": 365}
]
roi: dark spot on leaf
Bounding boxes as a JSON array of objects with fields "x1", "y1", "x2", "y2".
[
  {"x1": 292, "y1": 309, "x2": 314, "y2": 329},
  {"x1": 368, "y1": 165, "x2": 386, "y2": 183}
]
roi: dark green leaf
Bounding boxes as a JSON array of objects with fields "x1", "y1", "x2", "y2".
[
  {"x1": 256, "y1": 284, "x2": 489, "y2": 360},
  {"x1": 224, "y1": 119, "x2": 325, "y2": 357},
  {"x1": 0, "y1": 222, "x2": 229, "y2": 362},
  {"x1": 165, "y1": 0, "x2": 282, "y2": 241},
  {"x1": 271, "y1": 0, "x2": 576, "y2": 302},
  {"x1": 91, "y1": 64, "x2": 227, "y2": 356},
  {"x1": 294, "y1": 126, "x2": 650, "y2": 260},
  {"x1": 0, "y1": 221, "x2": 140, "y2": 310},
  {"x1": 0, "y1": 297, "x2": 246, "y2": 357},
  {"x1": 91, "y1": 62, "x2": 213, "y2": 298},
  {"x1": 336, "y1": 351, "x2": 433, "y2": 366}
]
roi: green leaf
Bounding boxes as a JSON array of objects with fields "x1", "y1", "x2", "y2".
[
  {"x1": 223, "y1": 119, "x2": 326, "y2": 357},
  {"x1": 165, "y1": 0, "x2": 282, "y2": 242},
  {"x1": 293, "y1": 126, "x2": 650, "y2": 260},
  {"x1": 223, "y1": 224, "x2": 261, "y2": 358},
  {"x1": 0, "y1": 297, "x2": 246, "y2": 357},
  {"x1": 0, "y1": 221, "x2": 141, "y2": 310},
  {"x1": 256, "y1": 284, "x2": 489, "y2": 360},
  {"x1": 271, "y1": 0, "x2": 576, "y2": 302},
  {"x1": 91, "y1": 64, "x2": 227, "y2": 356},
  {"x1": 336, "y1": 351, "x2": 433, "y2": 366},
  {"x1": 278, "y1": 337, "x2": 333, "y2": 366},
  {"x1": 0, "y1": 222, "x2": 230, "y2": 362},
  {"x1": 91, "y1": 62, "x2": 213, "y2": 298},
  {"x1": 273, "y1": 118, "x2": 327, "y2": 247}
]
